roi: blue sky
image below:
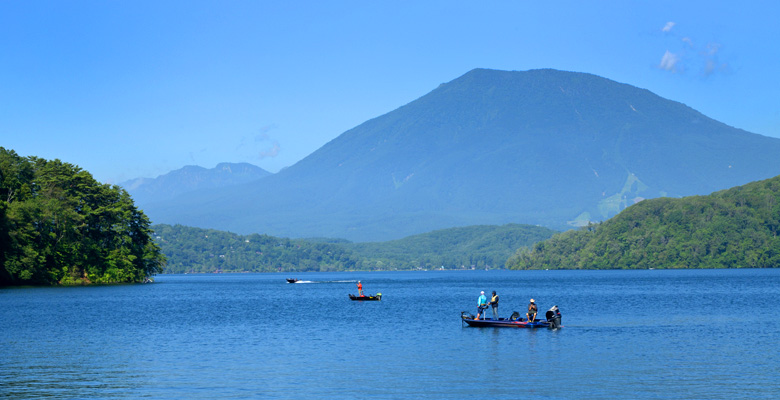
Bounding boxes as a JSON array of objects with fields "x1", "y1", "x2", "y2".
[{"x1": 2, "y1": 1, "x2": 778, "y2": 184}]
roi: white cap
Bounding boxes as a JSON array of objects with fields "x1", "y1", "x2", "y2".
[{"x1": 480, "y1": 291, "x2": 485, "y2": 294}]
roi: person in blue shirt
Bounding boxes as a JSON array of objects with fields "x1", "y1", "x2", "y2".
[{"x1": 476, "y1": 291, "x2": 488, "y2": 320}]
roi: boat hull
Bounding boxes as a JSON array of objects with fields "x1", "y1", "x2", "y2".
[
  {"x1": 462, "y1": 317, "x2": 552, "y2": 328},
  {"x1": 461, "y1": 308, "x2": 562, "y2": 329},
  {"x1": 349, "y1": 294, "x2": 381, "y2": 301}
]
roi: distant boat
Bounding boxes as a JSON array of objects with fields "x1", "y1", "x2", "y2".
[
  {"x1": 286, "y1": 278, "x2": 299, "y2": 283},
  {"x1": 349, "y1": 293, "x2": 382, "y2": 301}
]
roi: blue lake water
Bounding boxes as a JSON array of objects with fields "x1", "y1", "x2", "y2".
[{"x1": 2, "y1": 269, "x2": 779, "y2": 399}]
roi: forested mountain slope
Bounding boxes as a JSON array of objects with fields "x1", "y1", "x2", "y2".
[
  {"x1": 153, "y1": 223, "x2": 554, "y2": 273},
  {"x1": 346, "y1": 224, "x2": 556, "y2": 269},
  {"x1": 507, "y1": 175, "x2": 780, "y2": 270}
]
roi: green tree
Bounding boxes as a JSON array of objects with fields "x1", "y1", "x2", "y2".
[{"x1": 0, "y1": 148, "x2": 165, "y2": 286}]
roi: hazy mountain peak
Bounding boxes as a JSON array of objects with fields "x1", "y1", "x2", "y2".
[
  {"x1": 142, "y1": 68, "x2": 780, "y2": 241},
  {"x1": 121, "y1": 162, "x2": 272, "y2": 206}
]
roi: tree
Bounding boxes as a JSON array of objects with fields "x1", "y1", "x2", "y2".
[{"x1": 0, "y1": 148, "x2": 165, "y2": 286}]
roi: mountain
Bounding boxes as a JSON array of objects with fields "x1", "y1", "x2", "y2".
[
  {"x1": 507, "y1": 174, "x2": 780, "y2": 270},
  {"x1": 141, "y1": 68, "x2": 780, "y2": 241},
  {"x1": 120, "y1": 162, "x2": 271, "y2": 206}
]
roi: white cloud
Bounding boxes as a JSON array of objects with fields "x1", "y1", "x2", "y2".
[
  {"x1": 702, "y1": 43, "x2": 728, "y2": 77},
  {"x1": 704, "y1": 59, "x2": 717, "y2": 76},
  {"x1": 655, "y1": 22, "x2": 730, "y2": 78},
  {"x1": 706, "y1": 43, "x2": 721, "y2": 56},
  {"x1": 258, "y1": 141, "x2": 280, "y2": 159},
  {"x1": 659, "y1": 50, "x2": 680, "y2": 71}
]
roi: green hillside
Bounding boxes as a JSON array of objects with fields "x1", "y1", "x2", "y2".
[
  {"x1": 153, "y1": 223, "x2": 555, "y2": 273},
  {"x1": 346, "y1": 224, "x2": 556, "y2": 269},
  {"x1": 507, "y1": 175, "x2": 780, "y2": 270},
  {"x1": 152, "y1": 224, "x2": 360, "y2": 273},
  {"x1": 0, "y1": 148, "x2": 165, "y2": 286}
]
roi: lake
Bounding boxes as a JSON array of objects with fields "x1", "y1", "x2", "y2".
[{"x1": 2, "y1": 269, "x2": 779, "y2": 399}]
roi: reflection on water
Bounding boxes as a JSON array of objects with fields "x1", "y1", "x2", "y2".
[{"x1": 2, "y1": 269, "x2": 779, "y2": 399}]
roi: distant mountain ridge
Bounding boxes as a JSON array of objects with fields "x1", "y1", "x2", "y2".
[
  {"x1": 141, "y1": 68, "x2": 780, "y2": 241},
  {"x1": 121, "y1": 162, "x2": 271, "y2": 206},
  {"x1": 152, "y1": 222, "x2": 556, "y2": 273},
  {"x1": 345, "y1": 223, "x2": 557, "y2": 269}
]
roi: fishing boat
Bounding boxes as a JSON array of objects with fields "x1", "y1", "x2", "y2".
[
  {"x1": 460, "y1": 306, "x2": 562, "y2": 329},
  {"x1": 286, "y1": 278, "x2": 298, "y2": 283},
  {"x1": 349, "y1": 293, "x2": 382, "y2": 301}
]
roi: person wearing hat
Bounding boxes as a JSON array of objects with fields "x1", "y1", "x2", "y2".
[
  {"x1": 476, "y1": 291, "x2": 488, "y2": 320},
  {"x1": 526, "y1": 299, "x2": 538, "y2": 322},
  {"x1": 488, "y1": 291, "x2": 499, "y2": 320},
  {"x1": 357, "y1": 280, "x2": 363, "y2": 296}
]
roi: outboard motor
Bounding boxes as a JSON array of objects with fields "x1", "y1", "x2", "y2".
[
  {"x1": 545, "y1": 305, "x2": 562, "y2": 329},
  {"x1": 461, "y1": 311, "x2": 475, "y2": 321}
]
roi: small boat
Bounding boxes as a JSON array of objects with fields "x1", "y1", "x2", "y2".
[
  {"x1": 349, "y1": 293, "x2": 382, "y2": 301},
  {"x1": 461, "y1": 306, "x2": 562, "y2": 329},
  {"x1": 286, "y1": 278, "x2": 299, "y2": 283}
]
